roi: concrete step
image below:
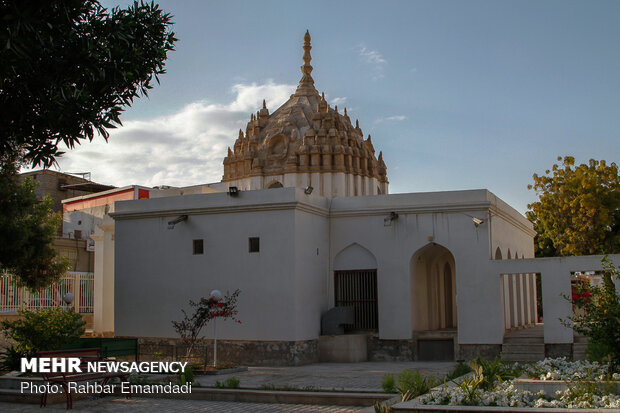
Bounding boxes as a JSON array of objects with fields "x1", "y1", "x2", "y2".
[
  {"x1": 501, "y1": 348, "x2": 545, "y2": 354},
  {"x1": 501, "y1": 343, "x2": 545, "y2": 351},
  {"x1": 500, "y1": 341, "x2": 545, "y2": 362},
  {"x1": 501, "y1": 353, "x2": 545, "y2": 362},
  {"x1": 503, "y1": 337, "x2": 544, "y2": 344}
]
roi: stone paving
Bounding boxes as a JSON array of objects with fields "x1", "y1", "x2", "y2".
[
  {"x1": 0, "y1": 398, "x2": 370, "y2": 412},
  {"x1": 194, "y1": 361, "x2": 456, "y2": 392},
  {"x1": 0, "y1": 361, "x2": 455, "y2": 412}
]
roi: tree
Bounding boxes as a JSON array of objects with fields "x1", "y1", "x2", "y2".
[
  {"x1": 0, "y1": 158, "x2": 70, "y2": 289},
  {"x1": 0, "y1": 0, "x2": 175, "y2": 288},
  {"x1": 0, "y1": 0, "x2": 176, "y2": 167},
  {"x1": 526, "y1": 156, "x2": 620, "y2": 257}
]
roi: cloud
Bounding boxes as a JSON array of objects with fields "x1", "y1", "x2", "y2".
[
  {"x1": 356, "y1": 44, "x2": 387, "y2": 81},
  {"x1": 330, "y1": 97, "x2": 347, "y2": 106},
  {"x1": 375, "y1": 115, "x2": 407, "y2": 124},
  {"x1": 357, "y1": 46, "x2": 387, "y2": 65},
  {"x1": 52, "y1": 81, "x2": 296, "y2": 188}
]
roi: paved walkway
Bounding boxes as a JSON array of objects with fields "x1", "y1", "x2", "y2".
[
  {"x1": 0, "y1": 361, "x2": 455, "y2": 412},
  {"x1": 195, "y1": 361, "x2": 456, "y2": 392},
  {"x1": 0, "y1": 397, "x2": 371, "y2": 412}
]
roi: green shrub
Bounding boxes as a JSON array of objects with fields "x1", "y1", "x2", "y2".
[
  {"x1": 1, "y1": 308, "x2": 85, "y2": 356},
  {"x1": 215, "y1": 376, "x2": 240, "y2": 389},
  {"x1": 381, "y1": 373, "x2": 396, "y2": 393},
  {"x1": 473, "y1": 357, "x2": 519, "y2": 390},
  {"x1": 178, "y1": 365, "x2": 195, "y2": 385},
  {"x1": 446, "y1": 362, "x2": 472, "y2": 381},
  {"x1": 455, "y1": 364, "x2": 484, "y2": 405},
  {"x1": 586, "y1": 340, "x2": 611, "y2": 363},
  {"x1": 396, "y1": 369, "x2": 438, "y2": 402},
  {"x1": 374, "y1": 400, "x2": 393, "y2": 413},
  {"x1": 224, "y1": 377, "x2": 240, "y2": 388},
  {"x1": 0, "y1": 345, "x2": 22, "y2": 371}
]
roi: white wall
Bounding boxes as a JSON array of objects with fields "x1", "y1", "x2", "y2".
[
  {"x1": 112, "y1": 187, "x2": 541, "y2": 346},
  {"x1": 489, "y1": 255, "x2": 620, "y2": 344},
  {"x1": 489, "y1": 194, "x2": 536, "y2": 260},
  {"x1": 113, "y1": 188, "x2": 328, "y2": 341},
  {"x1": 64, "y1": 205, "x2": 108, "y2": 239},
  {"x1": 293, "y1": 209, "x2": 329, "y2": 341}
]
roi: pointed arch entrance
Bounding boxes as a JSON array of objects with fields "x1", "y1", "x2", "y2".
[
  {"x1": 410, "y1": 243, "x2": 457, "y2": 331},
  {"x1": 333, "y1": 243, "x2": 378, "y2": 331}
]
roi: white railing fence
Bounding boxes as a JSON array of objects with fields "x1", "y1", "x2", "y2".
[{"x1": 0, "y1": 271, "x2": 94, "y2": 314}]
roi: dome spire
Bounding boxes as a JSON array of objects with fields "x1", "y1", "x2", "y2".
[{"x1": 296, "y1": 30, "x2": 317, "y2": 95}]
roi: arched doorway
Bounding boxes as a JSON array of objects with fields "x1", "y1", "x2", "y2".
[
  {"x1": 267, "y1": 181, "x2": 283, "y2": 189},
  {"x1": 333, "y1": 243, "x2": 378, "y2": 331},
  {"x1": 410, "y1": 243, "x2": 457, "y2": 331}
]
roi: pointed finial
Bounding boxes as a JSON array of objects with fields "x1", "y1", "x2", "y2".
[
  {"x1": 321, "y1": 92, "x2": 325, "y2": 100},
  {"x1": 344, "y1": 108, "x2": 347, "y2": 116},
  {"x1": 262, "y1": 99, "x2": 266, "y2": 109},
  {"x1": 356, "y1": 119, "x2": 359, "y2": 128},
  {"x1": 298, "y1": 30, "x2": 315, "y2": 89},
  {"x1": 378, "y1": 151, "x2": 383, "y2": 161},
  {"x1": 239, "y1": 129, "x2": 244, "y2": 139},
  {"x1": 335, "y1": 105, "x2": 338, "y2": 113},
  {"x1": 227, "y1": 147, "x2": 233, "y2": 156}
]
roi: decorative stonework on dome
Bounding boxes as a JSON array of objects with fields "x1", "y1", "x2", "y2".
[{"x1": 222, "y1": 31, "x2": 388, "y2": 197}]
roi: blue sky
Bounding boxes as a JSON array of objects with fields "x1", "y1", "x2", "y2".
[{"x1": 54, "y1": 0, "x2": 620, "y2": 214}]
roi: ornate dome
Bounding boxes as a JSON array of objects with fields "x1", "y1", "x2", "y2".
[{"x1": 222, "y1": 31, "x2": 388, "y2": 196}]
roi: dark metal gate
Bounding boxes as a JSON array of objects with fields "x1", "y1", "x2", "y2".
[{"x1": 334, "y1": 269, "x2": 378, "y2": 330}]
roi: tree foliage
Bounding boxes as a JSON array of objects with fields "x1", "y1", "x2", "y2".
[
  {"x1": 0, "y1": 0, "x2": 176, "y2": 167},
  {"x1": 0, "y1": 159, "x2": 70, "y2": 289},
  {"x1": 1, "y1": 307, "x2": 85, "y2": 356},
  {"x1": 526, "y1": 156, "x2": 620, "y2": 257}
]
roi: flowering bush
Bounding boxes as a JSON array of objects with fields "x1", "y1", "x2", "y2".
[
  {"x1": 172, "y1": 289, "x2": 241, "y2": 362},
  {"x1": 564, "y1": 257, "x2": 620, "y2": 373}
]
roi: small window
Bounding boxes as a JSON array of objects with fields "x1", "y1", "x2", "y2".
[
  {"x1": 249, "y1": 237, "x2": 260, "y2": 253},
  {"x1": 193, "y1": 239, "x2": 204, "y2": 255}
]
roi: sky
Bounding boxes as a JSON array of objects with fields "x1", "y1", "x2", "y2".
[{"x1": 45, "y1": 0, "x2": 620, "y2": 214}]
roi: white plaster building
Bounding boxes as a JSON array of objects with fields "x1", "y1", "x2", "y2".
[{"x1": 97, "y1": 32, "x2": 620, "y2": 365}]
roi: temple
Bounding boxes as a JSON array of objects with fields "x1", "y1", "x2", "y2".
[
  {"x1": 221, "y1": 31, "x2": 388, "y2": 197},
  {"x1": 59, "y1": 31, "x2": 619, "y2": 366}
]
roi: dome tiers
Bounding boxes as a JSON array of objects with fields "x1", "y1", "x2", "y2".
[{"x1": 222, "y1": 31, "x2": 388, "y2": 197}]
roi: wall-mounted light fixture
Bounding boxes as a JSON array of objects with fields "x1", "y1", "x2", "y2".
[
  {"x1": 304, "y1": 186, "x2": 313, "y2": 195},
  {"x1": 228, "y1": 186, "x2": 239, "y2": 196},
  {"x1": 472, "y1": 217, "x2": 485, "y2": 227},
  {"x1": 167, "y1": 215, "x2": 188, "y2": 230},
  {"x1": 384, "y1": 212, "x2": 399, "y2": 226}
]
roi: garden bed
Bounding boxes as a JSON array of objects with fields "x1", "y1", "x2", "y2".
[{"x1": 393, "y1": 358, "x2": 619, "y2": 410}]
